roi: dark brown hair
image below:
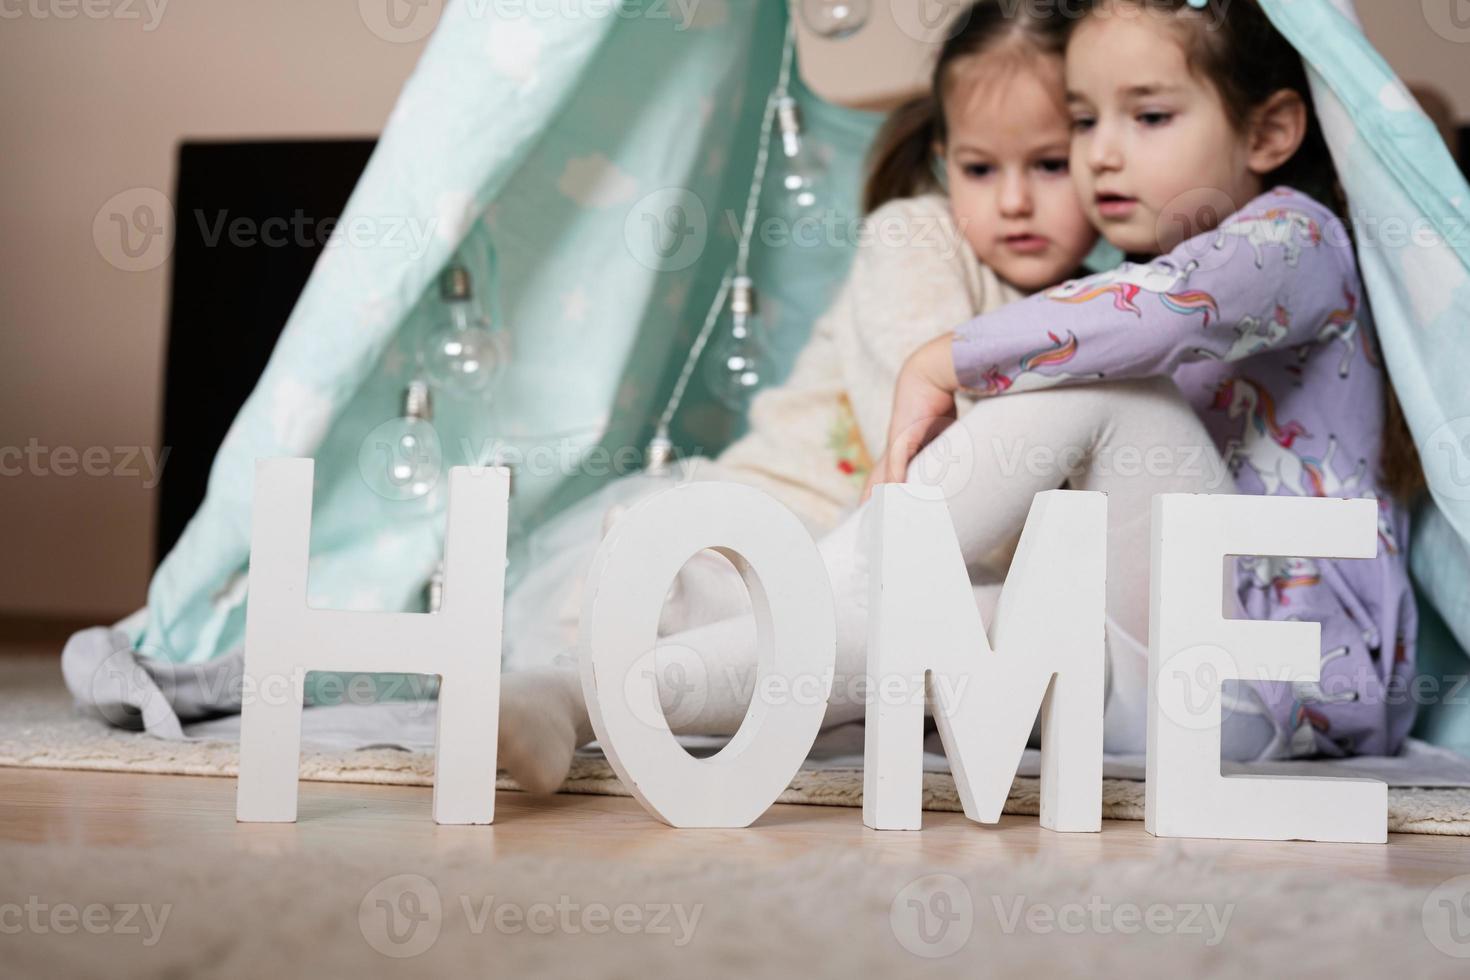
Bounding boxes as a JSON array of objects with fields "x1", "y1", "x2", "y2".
[
  {"x1": 1084, "y1": 0, "x2": 1423, "y2": 500},
  {"x1": 1085, "y1": 0, "x2": 1342, "y2": 213},
  {"x1": 862, "y1": 0, "x2": 1071, "y2": 215}
]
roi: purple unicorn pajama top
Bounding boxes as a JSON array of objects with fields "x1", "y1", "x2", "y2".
[{"x1": 950, "y1": 185, "x2": 1418, "y2": 759}]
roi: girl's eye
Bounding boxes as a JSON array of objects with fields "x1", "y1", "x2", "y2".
[
  {"x1": 1137, "y1": 111, "x2": 1173, "y2": 127},
  {"x1": 962, "y1": 163, "x2": 994, "y2": 179},
  {"x1": 1036, "y1": 158, "x2": 1070, "y2": 175},
  {"x1": 1070, "y1": 117, "x2": 1095, "y2": 133}
]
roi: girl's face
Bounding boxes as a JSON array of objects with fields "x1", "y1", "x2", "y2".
[
  {"x1": 938, "y1": 53, "x2": 1098, "y2": 292},
  {"x1": 1065, "y1": 10, "x2": 1261, "y2": 256}
]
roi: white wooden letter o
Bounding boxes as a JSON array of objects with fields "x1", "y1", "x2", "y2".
[{"x1": 578, "y1": 481, "x2": 836, "y2": 828}]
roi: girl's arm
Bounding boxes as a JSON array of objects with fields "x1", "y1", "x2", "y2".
[
  {"x1": 860, "y1": 332, "x2": 959, "y2": 502},
  {"x1": 949, "y1": 187, "x2": 1358, "y2": 397},
  {"x1": 837, "y1": 197, "x2": 997, "y2": 465}
]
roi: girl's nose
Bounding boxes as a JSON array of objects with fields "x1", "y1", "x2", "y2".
[
  {"x1": 1086, "y1": 122, "x2": 1123, "y2": 173},
  {"x1": 998, "y1": 172, "x2": 1032, "y2": 216}
]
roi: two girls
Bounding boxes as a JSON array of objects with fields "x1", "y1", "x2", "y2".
[{"x1": 499, "y1": 0, "x2": 1421, "y2": 793}]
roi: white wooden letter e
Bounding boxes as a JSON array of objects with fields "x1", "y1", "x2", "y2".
[{"x1": 1146, "y1": 494, "x2": 1385, "y2": 843}]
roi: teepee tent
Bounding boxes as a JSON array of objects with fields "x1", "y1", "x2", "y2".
[
  {"x1": 134, "y1": 1, "x2": 886, "y2": 665},
  {"x1": 126, "y1": 0, "x2": 1470, "y2": 679},
  {"x1": 1260, "y1": 0, "x2": 1470, "y2": 658}
]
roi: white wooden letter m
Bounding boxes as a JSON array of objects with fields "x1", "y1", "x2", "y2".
[{"x1": 862, "y1": 486, "x2": 1106, "y2": 833}]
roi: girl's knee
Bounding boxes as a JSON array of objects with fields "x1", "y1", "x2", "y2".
[{"x1": 1098, "y1": 374, "x2": 1190, "y2": 409}]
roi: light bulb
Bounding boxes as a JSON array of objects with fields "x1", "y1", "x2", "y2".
[
  {"x1": 358, "y1": 380, "x2": 442, "y2": 501},
  {"x1": 774, "y1": 96, "x2": 826, "y2": 219},
  {"x1": 798, "y1": 0, "x2": 870, "y2": 38},
  {"x1": 703, "y1": 277, "x2": 768, "y2": 414},
  {"x1": 418, "y1": 264, "x2": 510, "y2": 399}
]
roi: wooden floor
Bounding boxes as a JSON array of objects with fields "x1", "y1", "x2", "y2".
[
  {"x1": 3, "y1": 637, "x2": 1468, "y2": 885},
  {"x1": 2, "y1": 766, "x2": 1468, "y2": 887}
]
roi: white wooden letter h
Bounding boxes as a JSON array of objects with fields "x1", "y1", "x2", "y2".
[{"x1": 236, "y1": 458, "x2": 506, "y2": 825}]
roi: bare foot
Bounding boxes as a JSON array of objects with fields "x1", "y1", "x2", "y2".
[{"x1": 497, "y1": 669, "x2": 592, "y2": 794}]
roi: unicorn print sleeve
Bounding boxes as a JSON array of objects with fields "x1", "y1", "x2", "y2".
[
  {"x1": 948, "y1": 183, "x2": 1420, "y2": 761},
  {"x1": 950, "y1": 187, "x2": 1357, "y2": 397}
]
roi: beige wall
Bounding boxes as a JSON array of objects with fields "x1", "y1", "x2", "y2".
[
  {"x1": 0, "y1": 1, "x2": 427, "y2": 620},
  {"x1": 1359, "y1": 1, "x2": 1470, "y2": 119},
  {"x1": 0, "y1": 1, "x2": 1465, "y2": 622}
]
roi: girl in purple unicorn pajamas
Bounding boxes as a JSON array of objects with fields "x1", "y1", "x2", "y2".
[{"x1": 866, "y1": 0, "x2": 1423, "y2": 761}]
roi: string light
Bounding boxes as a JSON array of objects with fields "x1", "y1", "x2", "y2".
[
  {"x1": 645, "y1": 16, "x2": 802, "y2": 466},
  {"x1": 417, "y1": 263, "x2": 510, "y2": 400}
]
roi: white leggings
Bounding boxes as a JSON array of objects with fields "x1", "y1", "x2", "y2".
[{"x1": 510, "y1": 376, "x2": 1278, "y2": 763}]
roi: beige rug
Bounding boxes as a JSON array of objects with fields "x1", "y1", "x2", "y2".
[
  {"x1": 7, "y1": 834, "x2": 1470, "y2": 979},
  {"x1": 6, "y1": 655, "x2": 1470, "y2": 835}
]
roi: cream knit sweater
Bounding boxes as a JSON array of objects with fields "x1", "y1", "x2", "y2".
[{"x1": 685, "y1": 193, "x2": 1025, "y2": 536}]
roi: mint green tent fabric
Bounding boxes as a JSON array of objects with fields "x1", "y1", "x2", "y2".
[
  {"x1": 1409, "y1": 591, "x2": 1470, "y2": 757},
  {"x1": 138, "y1": 1, "x2": 890, "y2": 663},
  {"x1": 139, "y1": 0, "x2": 1470, "y2": 680},
  {"x1": 1260, "y1": 0, "x2": 1470, "y2": 657}
]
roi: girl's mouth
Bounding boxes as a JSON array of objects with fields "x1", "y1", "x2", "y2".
[
  {"x1": 1003, "y1": 234, "x2": 1050, "y2": 254},
  {"x1": 1095, "y1": 193, "x2": 1138, "y2": 219}
]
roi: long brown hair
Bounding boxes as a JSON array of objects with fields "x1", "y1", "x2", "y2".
[
  {"x1": 862, "y1": 0, "x2": 1070, "y2": 215},
  {"x1": 1082, "y1": 0, "x2": 1424, "y2": 501}
]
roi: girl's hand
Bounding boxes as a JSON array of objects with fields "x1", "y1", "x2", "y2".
[{"x1": 861, "y1": 333, "x2": 963, "y2": 504}]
